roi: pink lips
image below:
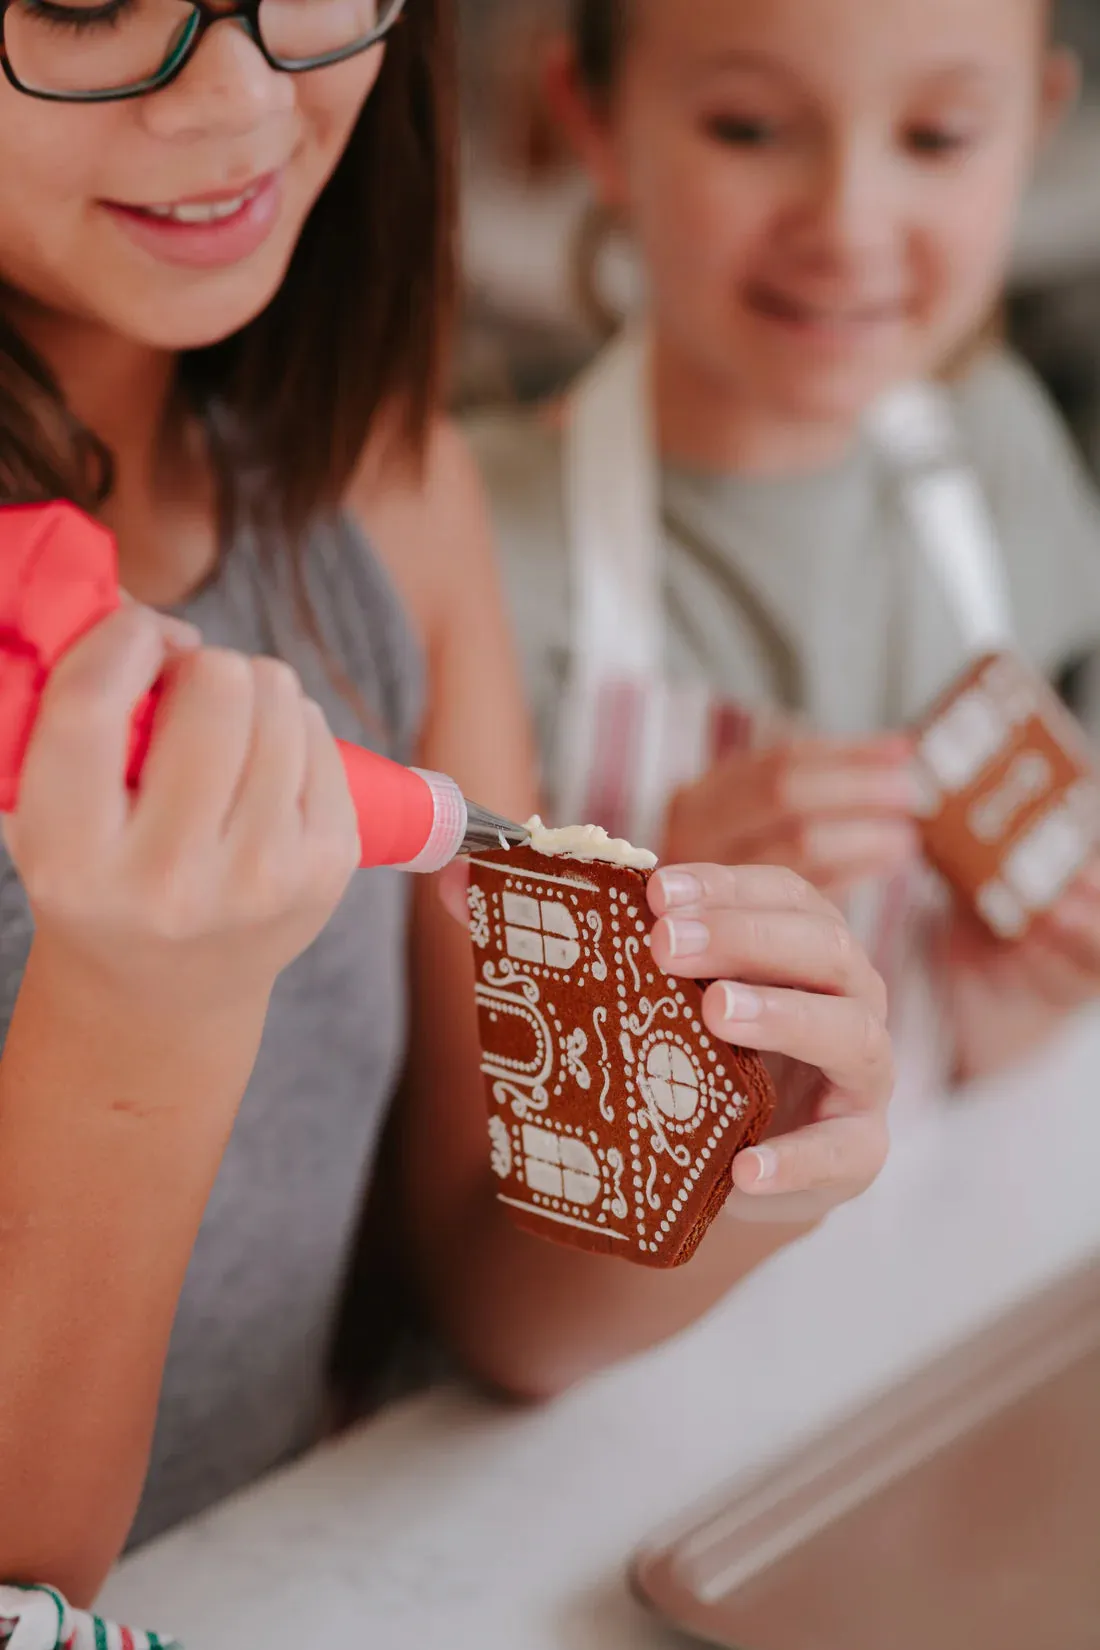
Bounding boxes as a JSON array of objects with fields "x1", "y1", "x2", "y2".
[
  {"x1": 748, "y1": 284, "x2": 904, "y2": 343},
  {"x1": 101, "y1": 172, "x2": 282, "y2": 270}
]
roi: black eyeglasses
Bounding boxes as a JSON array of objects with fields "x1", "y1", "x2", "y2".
[{"x1": 0, "y1": 0, "x2": 406, "y2": 102}]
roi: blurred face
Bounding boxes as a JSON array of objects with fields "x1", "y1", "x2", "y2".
[
  {"x1": 0, "y1": 23, "x2": 382, "y2": 350},
  {"x1": 590, "y1": 0, "x2": 1064, "y2": 423}
]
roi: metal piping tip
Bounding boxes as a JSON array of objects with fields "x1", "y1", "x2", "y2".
[{"x1": 460, "y1": 801, "x2": 531, "y2": 856}]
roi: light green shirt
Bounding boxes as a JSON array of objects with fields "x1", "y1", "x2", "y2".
[{"x1": 467, "y1": 351, "x2": 1100, "y2": 768}]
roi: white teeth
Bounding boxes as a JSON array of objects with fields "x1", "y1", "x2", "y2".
[{"x1": 143, "y1": 184, "x2": 258, "y2": 224}]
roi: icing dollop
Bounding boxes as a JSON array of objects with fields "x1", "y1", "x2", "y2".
[{"x1": 523, "y1": 816, "x2": 658, "y2": 872}]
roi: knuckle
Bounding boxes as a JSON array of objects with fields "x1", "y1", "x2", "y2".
[
  {"x1": 772, "y1": 865, "x2": 814, "y2": 910},
  {"x1": 192, "y1": 646, "x2": 253, "y2": 701},
  {"x1": 822, "y1": 1131, "x2": 849, "y2": 1187},
  {"x1": 253, "y1": 656, "x2": 303, "y2": 701},
  {"x1": 136, "y1": 861, "x2": 212, "y2": 942},
  {"x1": 735, "y1": 908, "x2": 768, "y2": 960},
  {"x1": 857, "y1": 1005, "x2": 888, "y2": 1076},
  {"x1": 825, "y1": 914, "x2": 858, "y2": 981},
  {"x1": 866, "y1": 964, "x2": 889, "y2": 1023},
  {"x1": 311, "y1": 821, "x2": 360, "y2": 900}
]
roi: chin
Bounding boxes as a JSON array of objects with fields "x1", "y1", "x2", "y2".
[
  {"x1": 101, "y1": 245, "x2": 299, "y2": 353},
  {"x1": 755, "y1": 353, "x2": 909, "y2": 426}
]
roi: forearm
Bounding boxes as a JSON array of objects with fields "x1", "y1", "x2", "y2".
[
  {"x1": 412, "y1": 1154, "x2": 814, "y2": 1401},
  {"x1": 401, "y1": 886, "x2": 816, "y2": 1400},
  {"x1": 0, "y1": 941, "x2": 268, "y2": 1604}
]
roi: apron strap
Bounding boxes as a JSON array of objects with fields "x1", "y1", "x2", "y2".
[
  {"x1": 868, "y1": 382, "x2": 1015, "y2": 652},
  {"x1": 558, "y1": 327, "x2": 719, "y2": 845},
  {"x1": 558, "y1": 348, "x2": 1015, "y2": 848}
]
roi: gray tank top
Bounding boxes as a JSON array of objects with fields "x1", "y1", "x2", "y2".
[{"x1": 0, "y1": 516, "x2": 424, "y2": 1547}]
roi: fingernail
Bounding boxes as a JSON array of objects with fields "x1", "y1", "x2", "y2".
[
  {"x1": 665, "y1": 919, "x2": 710, "y2": 958},
  {"x1": 741, "y1": 1145, "x2": 779, "y2": 1186},
  {"x1": 721, "y1": 982, "x2": 764, "y2": 1022},
  {"x1": 656, "y1": 870, "x2": 704, "y2": 910}
]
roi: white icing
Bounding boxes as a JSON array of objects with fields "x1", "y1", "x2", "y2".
[{"x1": 523, "y1": 816, "x2": 657, "y2": 872}]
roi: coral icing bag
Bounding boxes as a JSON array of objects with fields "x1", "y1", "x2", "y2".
[{"x1": 0, "y1": 502, "x2": 529, "y2": 871}]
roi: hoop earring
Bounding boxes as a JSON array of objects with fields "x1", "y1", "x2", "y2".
[{"x1": 572, "y1": 197, "x2": 639, "y2": 340}]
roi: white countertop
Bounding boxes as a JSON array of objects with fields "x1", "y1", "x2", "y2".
[{"x1": 101, "y1": 1007, "x2": 1100, "y2": 1650}]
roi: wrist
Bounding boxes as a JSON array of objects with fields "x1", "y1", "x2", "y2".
[
  {"x1": 8, "y1": 935, "x2": 273, "y2": 1128},
  {"x1": 24, "y1": 927, "x2": 275, "y2": 1036}
]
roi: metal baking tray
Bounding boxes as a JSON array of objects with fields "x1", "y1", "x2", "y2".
[{"x1": 632, "y1": 1260, "x2": 1100, "y2": 1649}]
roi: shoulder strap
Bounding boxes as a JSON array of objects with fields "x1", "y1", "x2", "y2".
[
  {"x1": 562, "y1": 324, "x2": 664, "y2": 678},
  {"x1": 557, "y1": 329, "x2": 720, "y2": 845},
  {"x1": 868, "y1": 382, "x2": 1015, "y2": 653}
]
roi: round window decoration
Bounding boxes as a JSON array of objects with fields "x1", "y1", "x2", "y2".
[{"x1": 644, "y1": 1038, "x2": 702, "y2": 1123}]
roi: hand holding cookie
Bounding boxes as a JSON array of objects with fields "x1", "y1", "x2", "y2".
[
  {"x1": 946, "y1": 854, "x2": 1100, "y2": 1080},
  {"x1": 648, "y1": 863, "x2": 893, "y2": 1226},
  {"x1": 662, "y1": 736, "x2": 922, "y2": 900}
]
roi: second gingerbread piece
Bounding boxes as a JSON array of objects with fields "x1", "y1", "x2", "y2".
[{"x1": 916, "y1": 651, "x2": 1100, "y2": 941}]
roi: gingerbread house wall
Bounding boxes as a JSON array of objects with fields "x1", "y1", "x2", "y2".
[
  {"x1": 468, "y1": 855, "x2": 758, "y2": 1265},
  {"x1": 918, "y1": 652, "x2": 1100, "y2": 938}
]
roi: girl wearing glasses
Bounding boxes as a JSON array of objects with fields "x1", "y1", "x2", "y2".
[{"x1": 0, "y1": 0, "x2": 892, "y2": 1617}]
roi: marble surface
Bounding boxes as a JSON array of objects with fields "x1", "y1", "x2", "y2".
[{"x1": 101, "y1": 1008, "x2": 1100, "y2": 1650}]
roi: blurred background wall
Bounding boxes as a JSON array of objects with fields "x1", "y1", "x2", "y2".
[{"x1": 453, "y1": 0, "x2": 1100, "y2": 478}]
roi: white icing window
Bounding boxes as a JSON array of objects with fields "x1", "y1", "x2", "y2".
[
  {"x1": 921, "y1": 689, "x2": 1008, "y2": 793},
  {"x1": 1003, "y1": 805, "x2": 1089, "y2": 910},
  {"x1": 980, "y1": 656, "x2": 1038, "y2": 728},
  {"x1": 503, "y1": 894, "x2": 581, "y2": 970},
  {"x1": 522, "y1": 1126, "x2": 601, "y2": 1206},
  {"x1": 975, "y1": 879, "x2": 1026, "y2": 940},
  {"x1": 967, "y1": 749, "x2": 1053, "y2": 845},
  {"x1": 644, "y1": 1040, "x2": 701, "y2": 1123}
]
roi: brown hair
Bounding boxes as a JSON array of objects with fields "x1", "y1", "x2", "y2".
[
  {"x1": 573, "y1": 0, "x2": 626, "y2": 99},
  {"x1": 0, "y1": 0, "x2": 458, "y2": 549}
]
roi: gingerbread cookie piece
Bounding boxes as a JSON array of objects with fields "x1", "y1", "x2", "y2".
[
  {"x1": 467, "y1": 842, "x2": 776, "y2": 1269},
  {"x1": 916, "y1": 651, "x2": 1100, "y2": 941}
]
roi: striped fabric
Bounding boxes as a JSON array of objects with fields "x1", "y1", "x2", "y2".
[
  {"x1": 575, "y1": 677, "x2": 755, "y2": 849},
  {"x1": 0, "y1": 1586, "x2": 180, "y2": 1650},
  {"x1": 573, "y1": 677, "x2": 916, "y2": 1032}
]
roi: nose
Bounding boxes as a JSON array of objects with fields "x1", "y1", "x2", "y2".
[
  {"x1": 140, "y1": 18, "x2": 295, "y2": 141},
  {"x1": 788, "y1": 133, "x2": 899, "y2": 277}
]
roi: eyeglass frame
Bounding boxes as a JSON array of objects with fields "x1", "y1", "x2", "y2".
[{"x1": 0, "y1": 0, "x2": 408, "y2": 102}]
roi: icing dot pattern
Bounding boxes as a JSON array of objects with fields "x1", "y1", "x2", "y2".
[{"x1": 468, "y1": 849, "x2": 775, "y2": 1268}]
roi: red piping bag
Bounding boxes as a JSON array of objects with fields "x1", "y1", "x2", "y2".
[{"x1": 0, "y1": 502, "x2": 528, "y2": 871}]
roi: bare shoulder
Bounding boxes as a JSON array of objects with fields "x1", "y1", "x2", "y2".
[{"x1": 348, "y1": 418, "x2": 499, "y2": 653}]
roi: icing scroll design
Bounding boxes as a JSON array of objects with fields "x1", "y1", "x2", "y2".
[
  {"x1": 593, "y1": 1006, "x2": 614, "y2": 1122},
  {"x1": 467, "y1": 884, "x2": 490, "y2": 950},
  {"x1": 487, "y1": 1116, "x2": 513, "y2": 1179},
  {"x1": 606, "y1": 1148, "x2": 629, "y2": 1219},
  {"x1": 564, "y1": 1028, "x2": 591, "y2": 1090},
  {"x1": 482, "y1": 957, "x2": 541, "y2": 1003},
  {"x1": 636, "y1": 1075, "x2": 693, "y2": 1167},
  {"x1": 624, "y1": 936, "x2": 642, "y2": 994},
  {"x1": 645, "y1": 1155, "x2": 662, "y2": 1211},
  {"x1": 585, "y1": 911, "x2": 608, "y2": 982},
  {"x1": 476, "y1": 961, "x2": 553, "y2": 1119},
  {"x1": 626, "y1": 996, "x2": 679, "y2": 1039}
]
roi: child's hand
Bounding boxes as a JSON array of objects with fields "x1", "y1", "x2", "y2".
[
  {"x1": 3, "y1": 603, "x2": 360, "y2": 1018},
  {"x1": 946, "y1": 859, "x2": 1100, "y2": 1080},
  {"x1": 648, "y1": 863, "x2": 893, "y2": 1224},
  {"x1": 663, "y1": 735, "x2": 922, "y2": 900}
]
